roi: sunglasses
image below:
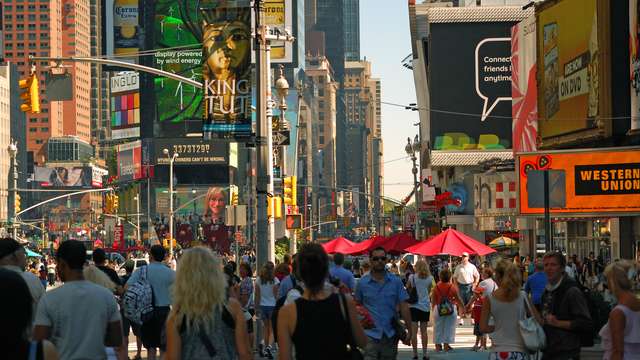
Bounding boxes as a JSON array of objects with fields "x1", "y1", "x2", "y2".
[{"x1": 371, "y1": 256, "x2": 387, "y2": 262}]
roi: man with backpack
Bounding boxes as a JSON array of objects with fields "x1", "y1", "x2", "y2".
[
  {"x1": 125, "y1": 245, "x2": 175, "y2": 360},
  {"x1": 541, "y1": 251, "x2": 593, "y2": 360}
]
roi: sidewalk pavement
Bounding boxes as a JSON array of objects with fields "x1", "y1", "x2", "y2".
[{"x1": 127, "y1": 322, "x2": 490, "y2": 359}]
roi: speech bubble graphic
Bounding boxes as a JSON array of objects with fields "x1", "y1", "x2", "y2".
[{"x1": 475, "y1": 37, "x2": 513, "y2": 121}]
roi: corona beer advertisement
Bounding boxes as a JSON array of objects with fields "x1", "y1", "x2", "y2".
[
  {"x1": 202, "y1": 3, "x2": 252, "y2": 138},
  {"x1": 537, "y1": 0, "x2": 608, "y2": 141},
  {"x1": 518, "y1": 149, "x2": 640, "y2": 214},
  {"x1": 113, "y1": 0, "x2": 139, "y2": 55}
]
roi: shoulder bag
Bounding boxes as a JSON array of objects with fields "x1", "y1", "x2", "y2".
[
  {"x1": 338, "y1": 293, "x2": 364, "y2": 360},
  {"x1": 518, "y1": 291, "x2": 546, "y2": 352}
]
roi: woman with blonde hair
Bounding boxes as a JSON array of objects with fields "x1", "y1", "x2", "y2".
[
  {"x1": 599, "y1": 260, "x2": 640, "y2": 360},
  {"x1": 165, "y1": 247, "x2": 250, "y2": 360},
  {"x1": 255, "y1": 261, "x2": 279, "y2": 359},
  {"x1": 480, "y1": 260, "x2": 542, "y2": 360},
  {"x1": 406, "y1": 260, "x2": 434, "y2": 360}
]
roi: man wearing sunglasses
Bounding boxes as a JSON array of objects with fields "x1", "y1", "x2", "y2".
[{"x1": 355, "y1": 247, "x2": 412, "y2": 360}]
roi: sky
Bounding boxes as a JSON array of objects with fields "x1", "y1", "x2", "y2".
[{"x1": 360, "y1": 1, "x2": 419, "y2": 203}]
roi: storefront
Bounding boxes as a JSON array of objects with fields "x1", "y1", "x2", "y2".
[{"x1": 518, "y1": 148, "x2": 640, "y2": 260}]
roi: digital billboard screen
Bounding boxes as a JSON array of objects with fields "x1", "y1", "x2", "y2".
[{"x1": 429, "y1": 21, "x2": 519, "y2": 150}]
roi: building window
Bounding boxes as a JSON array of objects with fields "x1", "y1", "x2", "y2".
[
  {"x1": 40, "y1": 127, "x2": 48, "y2": 132},
  {"x1": 28, "y1": 33, "x2": 36, "y2": 40},
  {"x1": 319, "y1": 112, "x2": 325, "y2": 120},
  {"x1": 318, "y1": 88, "x2": 324, "y2": 97},
  {"x1": 29, "y1": 128, "x2": 37, "y2": 133},
  {"x1": 28, "y1": 14, "x2": 35, "y2": 21},
  {"x1": 35, "y1": 140, "x2": 44, "y2": 144},
  {"x1": 319, "y1": 136, "x2": 324, "y2": 145},
  {"x1": 16, "y1": 33, "x2": 24, "y2": 40},
  {"x1": 319, "y1": 100, "x2": 324, "y2": 109},
  {"x1": 29, "y1": 118, "x2": 38, "y2": 123}
]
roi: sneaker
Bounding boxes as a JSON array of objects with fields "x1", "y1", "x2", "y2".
[
  {"x1": 265, "y1": 346, "x2": 274, "y2": 360},
  {"x1": 258, "y1": 343, "x2": 265, "y2": 357}
]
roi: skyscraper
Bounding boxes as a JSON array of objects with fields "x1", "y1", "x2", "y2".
[
  {"x1": 343, "y1": 0, "x2": 360, "y2": 61},
  {"x1": 2, "y1": 0, "x2": 92, "y2": 165}
]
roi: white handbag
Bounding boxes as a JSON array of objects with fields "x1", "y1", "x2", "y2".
[{"x1": 518, "y1": 292, "x2": 546, "y2": 352}]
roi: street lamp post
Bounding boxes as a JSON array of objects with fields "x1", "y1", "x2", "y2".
[
  {"x1": 163, "y1": 148, "x2": 179, "y2": 259},
  {"x1": 7, "y1": 141, "x2": 18, "y2": 239},
  {"x1": 275, "y1": 65, "x2": 294, "y2": 253},
  {"x1": 405, "y1": 135, "x2": 421, "y2": 240},
  {"x1": 134, "y1": 194, "x2": 141, "y2": 246}
]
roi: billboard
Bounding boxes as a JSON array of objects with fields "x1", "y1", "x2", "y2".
[
  {"x1": 429, "y1": 20, "x2": 521, "y2": 150},
  {"x1": 155, "y1": 186, "x2": 231, "y2": 253},
  {"x1": 536, "y1": 0, "x2": 610, "y2": 143},
  {"x1": 263, "y1": 0, "x2": 293, "y2": 63},
  {"x1": 111, "y1": 72, "x2": 140, "y2": 140},
  {"x1": 104, "y1": 0, "x2": 140, "y2": 58},
  {"x1": 518, "y1": 148, "x2": 640, "y2": 214},
  {"x1": 202, "y1": 4, "x2": 252, "y2": 138},
  {"x1": 117, "y1": 140, "x2": 143, "y2": 181},
  {"x1": 153, "y1": 138, "x2": 228, "y2": 165},
  {"x1": 152, "y1": 0, "x2": 205, "y2": 136},
  {"x1": 631, "y1": 0, "x2": 640, "y2": 130},
  {"x1": 511, "y1": 15, "x2": 538, "y2": 154},
  {"x1": 35, "y1": 166, "x2": 106, "y2": 188}
]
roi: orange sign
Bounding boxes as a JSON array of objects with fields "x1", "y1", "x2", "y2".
[{"x1": 518, "y1": 149, "x2": 640, "y2": 214}]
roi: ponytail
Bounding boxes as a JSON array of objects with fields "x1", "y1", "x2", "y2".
[{"x1": 494, "y1": 259, "x2": 521, "y2": 301}]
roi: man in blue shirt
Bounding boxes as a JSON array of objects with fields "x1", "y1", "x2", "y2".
[
  {"x1": 355, "y1": 247, "x2": 412, "y2": 360},
  {"x1": 524, "y1": 259, "x2": 547, "y2": 311},
  {"x1": 330, "y1": 252, "x2": 356, "y2": 291}
]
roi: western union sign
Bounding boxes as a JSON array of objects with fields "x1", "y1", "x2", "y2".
[{"x1": 575, "y1": 165, "x2": 640, "y2": 195}]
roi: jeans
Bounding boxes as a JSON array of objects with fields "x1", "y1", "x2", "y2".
[
  {"x1": 458, "y1": 283, "x2": 472, "y2": 305},
  {"x1": 363, "y1": 335, "x2": 398, "y2": 360}
]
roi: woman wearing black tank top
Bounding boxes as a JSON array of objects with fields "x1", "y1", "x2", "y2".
[
  {"x1": 276, "y1": 243, "x2": 367, "y2": 360},
  {"x1": 0, "y1": 268, "x2": 59, "y2": 360}
]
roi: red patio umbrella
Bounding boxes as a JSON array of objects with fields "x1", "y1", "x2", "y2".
[
  {"x1": 404, "y1": 228, "x2": 496, "y2": 256},
  {"x1": 383, "y1": 232, "x2": 420, "y2": 254},
  {"x1": 345, "y1": 235, "x2": 387, "y2": 255},
  {"x1": 321, "y1": 237, "x2": 357, "y2": 254}
]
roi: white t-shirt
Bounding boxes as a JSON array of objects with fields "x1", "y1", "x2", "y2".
[
  {"x1": 1, "y1": 265, "x2": 44, "y2": 334},
  {"x1": 454, "y1": 262, "x2": 479, "y2": 285},
  {"x1": 47, "y1": 264, "x2": 56, "y2": 275},
  {"x1": 257, "y1": 277, "x2": 280, "y2": 307},
  {"x1": 35, "y1": 280, "x2": 121, "y2": 360},
  {"x1": 478, "y1": 278, "x2": 498, "y2": 296}
]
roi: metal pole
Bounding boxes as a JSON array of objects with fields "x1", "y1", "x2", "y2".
[
  {"x1": 412, "y1": 154, "x2": 420, "y2": 240},
  {"x1": 147, "y1": 176, "x2": 151, "y2": 246},
  {"x1": 12, "y1": 151, "x2": 18, "y2": 239},
  {"x1": 256, "y1": 0, "x2": 275, "y2": 270},
  {"x1": 136, "y1": 194, "x2": 141, "y2": 245},
  {"x1": 544, "y1": 170, "x2": 552, "y2": 251},
  {"x1": 169, "y1": 155, "x2": 174, "y2": 259}
]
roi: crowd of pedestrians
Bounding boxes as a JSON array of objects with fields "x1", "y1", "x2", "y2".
[{"x1": 3, "y1": 233, "x2": 640, "y2": 360}]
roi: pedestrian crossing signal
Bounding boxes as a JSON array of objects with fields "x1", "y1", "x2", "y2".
[{"x1": 286, "y1": 214, "x2": 302, "y2": 229}]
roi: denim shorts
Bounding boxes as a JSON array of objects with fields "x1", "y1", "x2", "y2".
[{"x1": 260, "y1": 305, "x2": 275, "y2": 320}]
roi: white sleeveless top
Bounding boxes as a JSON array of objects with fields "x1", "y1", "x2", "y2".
[
  {"x1": 488, "y1": 291, "x2": 527, "y2": 353},
  {"x1": 600, "y1": 304, "x2": 640, "y2": 360}
]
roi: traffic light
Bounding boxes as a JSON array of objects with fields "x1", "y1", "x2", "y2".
[
  {"x1": 14, "y1": 194, "x2": 21, "y2": 214},
  {"x1": 283, "y1": 176, "x2": 297, "y2": 206},
  {"x1": 19, "y1": 73, "x2": 40, "y2": 114},
  {"x1": 104, "y1": 194, "x2": 112, "y2": 214},
  {"x1": 273, "y1": 196, "x2": 282, "y2": 219},
  {"x1": 112, "y1": 194, "x2": 119, "y2": 213}
]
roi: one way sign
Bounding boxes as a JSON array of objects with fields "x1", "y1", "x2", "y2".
[{"x1": 272, "y1": 130, "x2": 290, "y2": 146}]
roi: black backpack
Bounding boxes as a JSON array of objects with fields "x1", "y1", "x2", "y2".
[{"x1": 272, "y1": 276, "x2": 303, "y2": 341}]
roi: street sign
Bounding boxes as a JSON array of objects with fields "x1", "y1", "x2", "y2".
[{"x1": 272, "y1": 130, "x2": 290, "y2": 146}]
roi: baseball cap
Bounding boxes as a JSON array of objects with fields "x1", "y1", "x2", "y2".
[
  {"x1": 0, "y1": 238, "x2": 23, "y2": 260},
  {"x1": 461, "y1": 252, "x2": 469, "y2": 257}
]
